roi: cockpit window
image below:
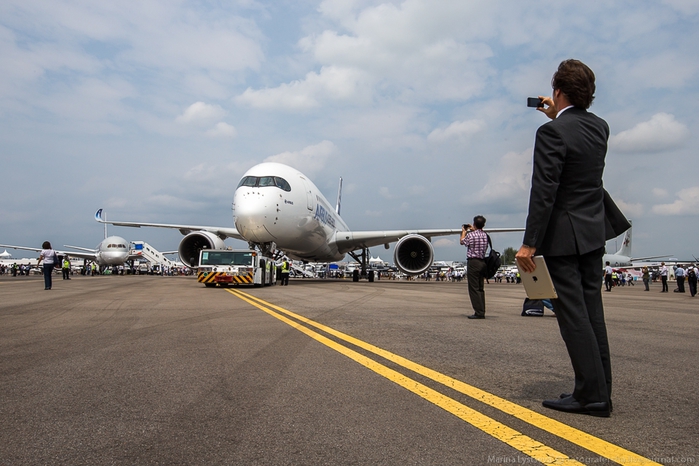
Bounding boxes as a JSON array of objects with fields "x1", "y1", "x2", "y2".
[
  {"x1": 274, "y1": 177, "x2": 291, "y2": 191},
  {"x1": 258, "y1": 176, "x2": 275, "y2": 187},
  {"x1": 236, "y1": 175, "x2": 291, "y2": 192},
  {"x1": 237, "y1": 176, "x2": 257, "y2": 188}
]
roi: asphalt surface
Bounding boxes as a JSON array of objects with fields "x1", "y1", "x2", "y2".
[{"x1": 1, "y1": 273, "x2": 697, "y2": 465}]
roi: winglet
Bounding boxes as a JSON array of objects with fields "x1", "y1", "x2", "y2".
[
  {"x1": 335, "y1": 177, "x2": 343, "y2": 216},
  {"x1": 95, "y1": 209, "x2": 104, "y2": 223}
]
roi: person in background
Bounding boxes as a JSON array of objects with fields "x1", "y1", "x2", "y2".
[
  {"x1": 642, "y1": 266, "x2": 650, "y2": 291},
  {"x1": 62, "y1": 256, "x2": 71, "y2": 280},
  {"x1": 604, "y1": 261, "x2": 613, "y2": 291},
  {"x1": 280, "y1": 259, "x2": 290, "y2": 286},
  {"x1": 660, "y1": 262, "x2": 669, "y2": 292},
  {"x1": 460, "y1": 215, "x2": 488, "y2": 319},
  {"x1": 37, "y1": 241, "x2": 58, "y2": 290},
  {"x1": 686, "y1": 264, "x2": 697, "y2": 297},
  {"x1": 674, "y1": 264, "x2": 685, "y2": 293}
]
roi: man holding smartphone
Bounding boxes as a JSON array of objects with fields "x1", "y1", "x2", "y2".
[
  {"x1": 515, "y1": 60, "x2": 630, "y2": 417},
  {"x1": 460, "y1": 215, "x2": 488, "y2": 319}
]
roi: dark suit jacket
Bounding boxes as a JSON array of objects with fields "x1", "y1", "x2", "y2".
[{"x1": 523, "y1": 107, "x2": 630, "y2": 256}]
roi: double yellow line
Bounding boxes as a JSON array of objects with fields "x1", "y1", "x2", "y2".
[{"x1": 226, "y1": 288, "x2": 659, "y2": 465}]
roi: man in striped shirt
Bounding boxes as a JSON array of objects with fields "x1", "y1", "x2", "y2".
[{"x1": 460, "y1": 215, "x2": 488, "y2": 319}]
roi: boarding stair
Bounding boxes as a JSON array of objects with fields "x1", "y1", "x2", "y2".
[{"x1": 130, "y1": 241, "x2": 176, "y2": 268}]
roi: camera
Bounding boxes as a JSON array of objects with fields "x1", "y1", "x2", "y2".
[
  {"x1": 527, "y1": 97, "x2": 544, "y2": 108},
  {"x1": 463, "y1": 223, "x2": 471, "y2": 229}
]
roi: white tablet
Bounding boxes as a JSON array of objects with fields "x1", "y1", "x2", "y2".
[{"x1": 517, "y1": 256, "x2": 558, "y2": 299}]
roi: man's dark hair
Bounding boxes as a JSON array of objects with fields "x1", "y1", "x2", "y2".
[
  {"x1": 473, "y1": 215, "x2": 486, "y2": 229},
  {"x1": 551, "y1": 59, "x2": 596, "y2": 109},
  {"x1": 42, "y1": 241, "x2": 51, "y2": 249}
]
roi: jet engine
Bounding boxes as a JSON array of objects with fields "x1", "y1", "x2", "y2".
[
  {"x1": 393, "y1": 234, "x2": 434, "y2": 275},
  {"x1": 178, "y1": 231, "x2": 226, "y2": 267}
]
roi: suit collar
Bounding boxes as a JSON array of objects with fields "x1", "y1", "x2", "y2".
[
  {"x1": 556, "y1": 105, "x2": 574, "y2": 118},
  {"x1": 556, "y1": 106, "x2": 587, "y2": 118}
]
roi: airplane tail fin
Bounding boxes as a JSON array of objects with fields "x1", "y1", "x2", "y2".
[
  {"x1": 95, "y1": 208, "x2": 107, "y2": 239},
  {"x1": 615, "y1": 221, "x2": 632, "y2": 257},
  {"x1": 335, "y1": 177, "x2": 343, "y2": 216}
]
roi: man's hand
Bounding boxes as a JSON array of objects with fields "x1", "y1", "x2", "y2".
[
  {"x1": 536, "y1": 95, "x2": 557, "y2": 120},
  {"x1": 515, "y1": 245, "x2": 537, "y2": 273}
]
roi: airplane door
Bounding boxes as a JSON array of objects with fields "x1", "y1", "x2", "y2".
[{"x1": 301, "y1": 177, "x2": 313, "y2": 211}]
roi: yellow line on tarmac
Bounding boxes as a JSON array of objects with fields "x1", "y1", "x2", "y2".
[
  {"x1": 226, "y1": 288, "x2": 580, "y2": 465},
  {"x1": 228, "y1": 288, "x2": 660, "y2": 466}
]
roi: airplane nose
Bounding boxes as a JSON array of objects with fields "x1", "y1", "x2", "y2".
[{"x1": 234, "y1": 189, "x2": 278, "y2": 242}]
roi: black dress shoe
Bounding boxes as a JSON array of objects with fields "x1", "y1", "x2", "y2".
[
  {"x1": 542, "y1": 396, "x2": 610, "y2": 417},
  {"x1": 467, "y1": 314, "x2": 485, "y2": 319},
  {"x1": 560, "y1": 393, "x2": 613, "y2": 412}
]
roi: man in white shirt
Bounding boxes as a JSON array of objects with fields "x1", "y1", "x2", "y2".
[
  {"x1": 604, "y1": 262, "x2": 613, "y2": 292},
  {"x1": 660, "y1": 262, "x2": 669, "y2": 292}
]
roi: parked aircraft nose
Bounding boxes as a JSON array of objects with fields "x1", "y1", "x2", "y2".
[
  {"x1": 101, "y1": 251, "x2": 129, "y2": 266},
  {"x1": 234, "y1": 189, "x2": 277, "y2": 242}
]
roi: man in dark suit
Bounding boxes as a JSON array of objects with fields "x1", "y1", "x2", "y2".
[{"x1": 515, "y1": 60, "x2": 630, "y2": 418}]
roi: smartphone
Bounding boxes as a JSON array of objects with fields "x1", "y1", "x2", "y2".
[{"x1": 527, "y1": 97, "x2": 543, "y2": 108}]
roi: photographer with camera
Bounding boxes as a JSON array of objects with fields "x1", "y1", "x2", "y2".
[{"x1": 460, "y1": 215, "x2": 488, "y2": 319}]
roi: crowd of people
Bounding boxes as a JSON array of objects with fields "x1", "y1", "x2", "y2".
[{"x1": 0, "y1": 262, "x2": 193, "y2": 277}]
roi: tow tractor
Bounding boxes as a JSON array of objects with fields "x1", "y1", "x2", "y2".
[{"x1": 197, "y1": 249, "x2": 276, "y2": 287}]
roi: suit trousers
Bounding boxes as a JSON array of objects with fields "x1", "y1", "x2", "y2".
[
  {"x1": 676, "y1": 276, "x2": 685, "y2": 292},
  {"x1": 688, "y1": 276, "x2": 697, "y2": 297},
  {"x1": 466, "y1": 258, "x2": 486, "y2": 316},
  {"x1": 546, "y1": 247, "x2": 611, "y2": 404}
]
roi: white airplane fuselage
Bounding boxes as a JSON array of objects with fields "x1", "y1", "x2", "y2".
[
  {"x1": 233, "y1": 163, "x2": 349, "y2": 262},
  {"x1": 603, "y1": 254, "x2": 632, "y2": 268},
  {"x1": 94, "y1": 236, "x2": 131, "y2": 266}
]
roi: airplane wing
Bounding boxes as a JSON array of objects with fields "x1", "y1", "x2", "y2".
[
  {"x1": 63, "y1": 245, "x2": 98, "y2": 253},
  {"x1": 632, "y1": 254, "x2": 672, "y2": 261},
  {"x1": 333, "y1": 227, "x2": 523, "y2": 253},
  {"x1": 0, "y1": 244, "x2": 97, "y2": 262},
  {"x1": 95, "y1": 209, "x2": 243, "y2": 241}
]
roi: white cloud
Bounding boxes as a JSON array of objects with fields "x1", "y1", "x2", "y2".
[
  {"x1": 662, "y1": 0, "x2": 699, "y2": 15},
  {"x1": 235, "y1": 66, "x2": 369, "y2": 109},
  {"x1": 433, "y1": 237, "x2": 456, "y2": 247},
  {"x1": 428, "y1": 120, "x2": 485, "y2": 142},
  {"x1": 651, "y1": 187, "x2": 699, "y2": 215},
  {"x1": 614, "y1": 199, "x2": 644, "y2": 218},
  {"x1": 609, "y1": 113, "x2": 689, "y2": 153},
  {"x1": 264, "y1": 140, "x2": 337, "y2": 176},
  {"x1": 378, "y1": 187, "x2": 394, "y2": 199},
  {"x1": 652, "y1": 188, "x2": 669, "y2": 198},
  {"x1": 618, "y1": 53, "x2": 699, "y2": 90},
  {"x1": 206, "y1": 122, "x2": 237, "y2": 138},
  {"x1": 176, "y1": 102, "x2": 226, "y2": 124},
  {"x1": 473, "y1": 148, "x2": 532, "y2": 204}
]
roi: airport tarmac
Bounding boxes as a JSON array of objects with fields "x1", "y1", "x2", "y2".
[{"x1": 1, "y1": 274, "x2": 697, "y2": 465}]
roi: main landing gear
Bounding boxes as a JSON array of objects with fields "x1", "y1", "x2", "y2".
[{"x1": 348, "y1": 247, "x2": 375, "y2": 282}]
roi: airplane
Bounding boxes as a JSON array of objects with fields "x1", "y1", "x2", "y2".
[
  {"x1": 95, "y1": 162, "x2": 523, "y2": 278},
  {"x1": 603, "y1": 225, "x2": 670, "y2": 267},
  {"x1": 0, "y1": 235, "x2": 134, "y2": 269}
]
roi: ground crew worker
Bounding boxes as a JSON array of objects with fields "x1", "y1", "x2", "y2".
[
  {"x1": 62, "y1": 257, "x2": 71, "y2": 280},
  {"x1": 281, "y1": 260, "x2": 290, "y2": 286}
]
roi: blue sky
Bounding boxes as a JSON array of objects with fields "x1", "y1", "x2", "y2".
[{"x1": 1, "y1": 0, "x2": 698, "y2": 262}]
